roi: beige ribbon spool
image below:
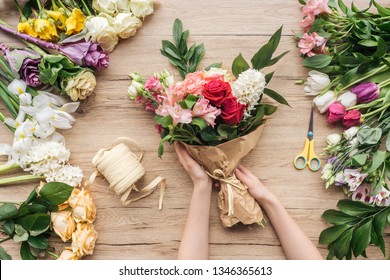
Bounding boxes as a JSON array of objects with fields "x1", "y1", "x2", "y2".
[
  {"x1": 206, "y1": 169, "x2": 246, "y2": 216},
  {"x1": 88, "y1": 137, "x2": 166, "y2": 209}
]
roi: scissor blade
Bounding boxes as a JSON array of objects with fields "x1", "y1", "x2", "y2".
[{"x1": 308, "y1": 107, "x2": 314, "y2": 140}]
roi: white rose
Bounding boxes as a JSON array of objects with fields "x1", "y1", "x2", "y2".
[
  {"x1": 116, "y1": 0, "x2": 132, "y2": 12},
  {"x1": 337, "y1": 91, "x2": 357, "y2": 108},
  {"x1": 326, "y1": 134, "x2": 341, "y2": 146},
  {"x1": 313, "y1": 91, "x2": 337, "y2": 113},
  {"x1": 85, "y1": 16, "x2": 119, "y2": 52},
  {"x1": 113, "y1": 12, "x2": 142, "y2": 39},
  {"x1": 93, "y1": 0, "x2": 117, "y2": 15},
  {"x1": 343, "y1": 126, "x2": 359, "y2": 140},
  {"x1": 130, "y1": 0, "x2": 154, "y2": 18},
  {"x1": 304, "y1": 70, "x2": 330, "y2": 96}
]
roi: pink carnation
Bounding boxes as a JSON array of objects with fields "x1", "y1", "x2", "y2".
[
  {"x1": 298, "y1": 32, "x2": 327, "y2": 57},
  {"x1": 192, "y1": 98, "x2": 221, "y2": 127},
  {"x1": 172, "y1": 71, "x2": 207, "y2": 97},
  {"x1": 302, "y1": 0, "x2": 331, "y2": 16}
]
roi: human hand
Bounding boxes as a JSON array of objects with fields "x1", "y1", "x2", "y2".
[
  {"x1": 235, "y1": 164, "x2": 275, "y2": 204},
  {"x1": 174, "y1": 142, "x2": 212, "y2": 189}
]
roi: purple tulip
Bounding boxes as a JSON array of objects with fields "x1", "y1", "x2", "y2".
[
  {"x1": 19, "y1": 57, "x2": 41, "y2": 87},
  {"x1": 351, "y1": 82, "x2": 379, "y2": 104},
  {"x1": 82, "y1": 42, "x2": 109, "y2": 69},
  {"x1": 0, "y1": 43, "x2": 40, "y2": 75}
]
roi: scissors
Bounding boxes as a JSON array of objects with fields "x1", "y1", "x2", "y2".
[{"x1": 293, "y1": 107, "x2": 321, "y2": 172}]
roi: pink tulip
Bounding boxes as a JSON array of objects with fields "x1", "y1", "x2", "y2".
[
  {"x1": 326, "y1": 103, "x2": 346, "y2": 124},
  {"x1": 342, "y1": 110, "x2": 361, "y2": 128}
]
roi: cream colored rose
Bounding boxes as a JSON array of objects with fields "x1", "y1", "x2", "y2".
[
  {"x1": 65, "y1": 71, "x2": 96, "y2": 101},
  {"x1": 114, "y1": 12, "x2": 142, "y2": 39},
  {"x1": 69, "y1": 188, "x2": 97, "y2": 223},
  {"x1": 51, "y1": 211, "x2": 76, "y2": 242},
  {"x1": 92, "y1": 0, "x2": 116, "y2": 15},
  {"x1": 85, "y1": 16, "x2": 119, "y2": 52},
  {"x1": 116, "y1": 0, "x2": 132, "y2": 12},
  {"x1": 130, "y1": 0, "x2": 154, "y2": 18},
  {"x1": 58, "y1": 248, "x2": 80, "y2": 260},
  {"x1": 71, "y1": 223, "x2": 98, "y2": 257}
]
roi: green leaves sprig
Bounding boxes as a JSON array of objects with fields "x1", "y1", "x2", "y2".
[
  {"x1": 320, "y1": 199, "x2": 390, "y2": 260},
  {"x1": 160, "y1": 19, "x2": 217, "y2": 79},
  {"x1": 0, "y1": 182, "x2": 73, "y2": 260}
]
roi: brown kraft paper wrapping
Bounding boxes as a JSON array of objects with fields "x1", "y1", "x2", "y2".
[{"x1": 182, "y1": 124, "x2": 265, "y2": 227}]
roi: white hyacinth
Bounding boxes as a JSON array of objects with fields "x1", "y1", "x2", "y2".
[
  {"x1": 45, "y1": 165, "x2": 83, "y2": 187},
  {"x1": 232, "y1": 69, "x2": 266, "y2": 118}
]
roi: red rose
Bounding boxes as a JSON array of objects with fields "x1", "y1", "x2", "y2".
[
  {"x1": 220, "y1": 97, "x2": 246, "y2": 125},
  {"x1": 203, "y1": 80, "x2": 233, "y2": 107},
  {"x1": 326, "y1": 103, "x2": 345, "y2": 124},
  {"x1": 343, "y1": 110, "x2": 361, "y2": 128}
]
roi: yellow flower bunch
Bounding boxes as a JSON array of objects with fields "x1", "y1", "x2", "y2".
[
  {"x1": 46, "y1": 10, "x2": 67, "y2": 30},
  {"x1": 65, "y1": 9, "x2": 86, "y2": 35}
]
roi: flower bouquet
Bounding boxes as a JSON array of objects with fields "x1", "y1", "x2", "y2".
[
  {"x1": 128, "y1": 19, "x2": 289, "y2": 227},
  {"x1": 296, "y1": 0, "x2": 390, "y2": 259}
]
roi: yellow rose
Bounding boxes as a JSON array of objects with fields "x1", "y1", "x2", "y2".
[
  {"x1": 64, "y1": 71, "x2": 96, "y2": 101},
  {"x1": 57, "y1": 248, "x2": 80, "y2": 260},
  {"x1": 68, "y1": 188, "x2": 97, "y2": 223},
  {"x1": 65, "y1": 8, "x2": 86, "y2": 35},
  {"x1": 51, "y1": 210, "x2": 76, "y2": 242},
  {"x1": 71, "y1": 223, "x2": 98, "y2": 257},
  {"x1": 34, "y1": 19, "x2": 58, "y2": 41},
  {"x1": 17, "y1": 20, "x2": 38, "y2": 38},
  {"x1": 46, "y1": 10, "x2": 67, "y2": 30}
]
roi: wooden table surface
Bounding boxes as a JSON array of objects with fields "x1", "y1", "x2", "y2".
[{"x1": 1, "y1": 0, "x2": 388, "y2": 260}]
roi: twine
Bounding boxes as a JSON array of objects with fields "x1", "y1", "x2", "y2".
[
  {"x1": 206, "y1": 169, "x2": 246, "y2": 216},
  {"x1": 87, "y1": 137, "x2": 166, "y2": 209}
]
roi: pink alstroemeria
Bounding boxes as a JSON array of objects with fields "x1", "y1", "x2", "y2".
[
  {"x1": 302, "y1": 0, "x2": 332, "y2": 16},
  {"x1": 145, "y1": 77, "x2": 163, "y2": 93},
  {"x1": 167, "y1": 103, "x2": 192, "y2": 126},
  {"x1": 298, "y1": 32, "x2": 327, "y2": 57},
  {"x1": 301, "y1": 13, "x2": 316, "y2": 30},
  {"x1": 192, "y1": 98, "x2": 221, "y2": 127},
  {"x1": 344, "y1": 169, "x2": 368, "y2": 192}
]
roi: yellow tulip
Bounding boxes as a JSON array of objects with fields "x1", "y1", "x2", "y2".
[
  {"x1": 46, "y1": 10, "x2": 67, "y2": 30},
  {"x1": 17, "y1": 20, "x2": 38, "y2": 38},
  {"x1": 34, "y1": 18, "x2": 59, "y2": 41},
  {"x1": 65, "y1": 8, "x2": 86, "y2": 35}
]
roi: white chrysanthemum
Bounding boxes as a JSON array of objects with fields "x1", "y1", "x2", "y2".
[
  {"x1": 19, "y1": 140, "x2": 70, "y2": 175},
  {"x1": 232, "y1": 69, "x2": 266, "y2": 118},
  {"x1": 45, "y1": 165, "x2": 83, "y2": 187}
]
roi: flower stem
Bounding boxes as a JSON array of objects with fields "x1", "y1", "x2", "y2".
[
  {"x1": 0, "y1": 111, "x2": 16, "y2": 133},
  {"x1": 0, "y1": 175, "x2": 44, "y2": 186},
  {"x1": 46, "y1": 250, "x2": 59, "y2": 259},
  {"x1": 0, "y1": 164, "x2": 20, "y2": 174},
  {"x1": 79, "y1": 0, "x2": 93, "y2": 16},
  {"x1": 0, "y1": 237, "x2": 11, "y2": 243},
  {"x1": 362, "y1": 103, "x2": 390, "y2": 118},
  {"x1": 339, "y1": 64, "x2": 389, "y2": 92}
]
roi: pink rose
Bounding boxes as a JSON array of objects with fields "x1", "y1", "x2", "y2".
[{"x1": 326, "y1": 103, "x2": 346, "y2": 124}]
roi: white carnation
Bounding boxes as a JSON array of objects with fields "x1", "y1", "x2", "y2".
[
  {"x1": 45, "y1": 165, "x2": 83, "y2": 187},
  {"x1": 232, "y1": 69, "x2": 266, "y2": 118}
]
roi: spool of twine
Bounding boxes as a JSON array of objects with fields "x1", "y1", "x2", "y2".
[{"x1": 87, "y1": 138, "x2": 166, "y2": 209}]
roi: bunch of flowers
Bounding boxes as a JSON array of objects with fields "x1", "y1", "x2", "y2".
[
  {"x1": 296, "y1": 0, "x2": 390, "y2": 259},
  {"x1": 128, "y1": 19, "x2": 289, "y2": 227},
  {"x1": 0, "y1": 181, "x2": 97, "y2": 260}
]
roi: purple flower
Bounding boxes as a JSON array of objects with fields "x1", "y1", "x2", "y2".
[
  {"x1": 351, "y1": 82, "x2": 379, "y2": 103},
  {"x1": 83, "y1": 42, "x2": 109, "y2": 69},
  {"x1": 19, "y1": 57, "x2": 42, "y2": 87}
]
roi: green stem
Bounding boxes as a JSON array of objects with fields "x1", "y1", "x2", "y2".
[
  {"x1": 339, "y1": 64, "x2": 389, "y2": 92},
  {"x1": 46, "y1": 250, "x2": 59, "y2": 259},
  {"x1": 0, "y1": 237, "x2": 11, "y2": 243},
  {"x1": 79, "y1": 0, "x2": 93, "y2": 16},
  {"x1": 0, "y1": 201, "x2": 21, "y2": 205},
  {"x1": 0, "y1": 175, "x2": 45, "y2": 186},
  {"x1": 0, "y1": 111, "x2": 15, "y2": 132},
  {"x1": 36, "y1": 0, "x2": 43, "y2": 12},
  {"x1": 0, "y1": 164, "x2": 20, "y2": 174},
  {"x1": 13, "y1": 0, "x2": 27, "y2": 22},
  {"x1": 0, "y1": 57, "x2": 15, "y2": 80},
  {"x1": 362, "y1": 103, "x2": 390, "y2": 118},
  {"x1": 378, "y1": 78, "x2": 390, "y2": 88},
  {"x1": 22, "y1": 41, "x2": 47, "y2": 57}
]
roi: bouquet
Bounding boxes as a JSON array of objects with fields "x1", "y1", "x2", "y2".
[
  {"x1": 0, "y1": 182, "x2": 97, "y2": 260},
  {"x1": 296, "y1": 0, "x2": 390, "y2": 259},
  {"x1": 128, "y1": 19, "x2": 289, "y2": 227}
]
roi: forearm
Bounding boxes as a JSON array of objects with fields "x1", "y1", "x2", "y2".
[
  {"x1": 177, "y1": 182, "x2": 212, "y2": 260},
  {"x1": 260, "y1": 195, "x2": 323, "y2": 260}
]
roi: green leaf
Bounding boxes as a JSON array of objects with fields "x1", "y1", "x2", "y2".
[
  {"x1": 39, "y1": 182, "x2": 73, "y2": 205},
  {"x1": 232, "y1": 53, "x2": 250, "y2": 78},
  {"x1": 189, "y1": 43, "x2": 205, "y2": 73},
  {"x1": 13, "y1": 224, "x2": 29, "y2": 242},
  {"x1": 337, "y1": 0, "x2": 349, "y2": 14},
  {"x1": 20, "y1": 242, "x2": 36, "y2": 260},
  {"x1": 16, "y1": 214, "x2": 51, "y2": 236},
  {"x1": 179, "y1": 30, "x2": 189, "y2": 55},
  {"x1": 372, "y1": 210, "x2": 388, "y2": 238},
  {"x1": 386, "y1": 131, "x2": 390, "y2": 152},
  {"x1": 155, "y1": 115, "x2": 173, "y2": 127},
  {"x1": 357, "y1": 128, "x2": 382, "y2": 145},
  {"x1": 21, "y1": 188, "x2": 38, "y2": 206},
  {"x1": 265, "y1": 72, "x2": 275, "y2": 84},
  {"x1": 319, "y1": 224, "x2": 350, "y2": 244},
  {"x1": 351, "y1": 220, "x2": 372, "y2": 257},
  {"x1": 358, "y1": 39, "x2": 377, "y2": 47},
  {"x1": 251, "y1": 26, "x2": 283, "y2": 70},
  {"x1": 373, "y1": 1, "x2": 390, "y2": 16},
  {"x1": 0, "y1": 203, "x2": 18, "y2": 221},
  {"x1": 337, "y1": 200, "x2": 378, "y2": 217},
  {"x1": 322, "y1": 210, "x2": 359, "y2": 225},
  {"x1": 204, "y1": 63, "x2": 223, "y2": 71},
  {"x1": 267, "y1": 51, "x2": 290, "y2": 67},
  {"x1": 374, "y1": 37, "x2": 387, "y2": 59},
  {"x1": 21, "y1": 1, "x2": 32, "y2": 18},
  {"x1": 173, "y1": 18, "x2": 183, "y2": 48},
  {"x1": 333, "y1": 228, "x2": 353, "y2": 259},
  {"x1": 302, "y1": 55, "x2": 332, "y2": 69},
  {"x1": 27, "y1": 235, "x2": 49, "y2": 250},
  {"x1": 264, "y1": 88, "x2": 290, "y2": 107},
  {"x1": 184, "y1": 94, "x2": 198, "y2": 109},
  {"x1": 366, "y1": 150, "x2": 387, "y2": 173},
  {"x1": 351, "y1": 154, "x2": 369, "y2": 166},
  {"x1": 263, "y1": 104, "x2": 278, "y2": 115},
  {"x1": 191, "y1": 118, "x2": 207, "y2": 130},
  {"x1": 0, "y1": 246, "x2": 12, "y2": 260},
  {"x1": 298, "y1": 0, "x2": 306, "y2": 4},
  {"x1": 17, "y1": 204, "x2": 47, "y2": 217},
  {"x1": 3, "y1": 220, "x2": 15, "y2": 236}
]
